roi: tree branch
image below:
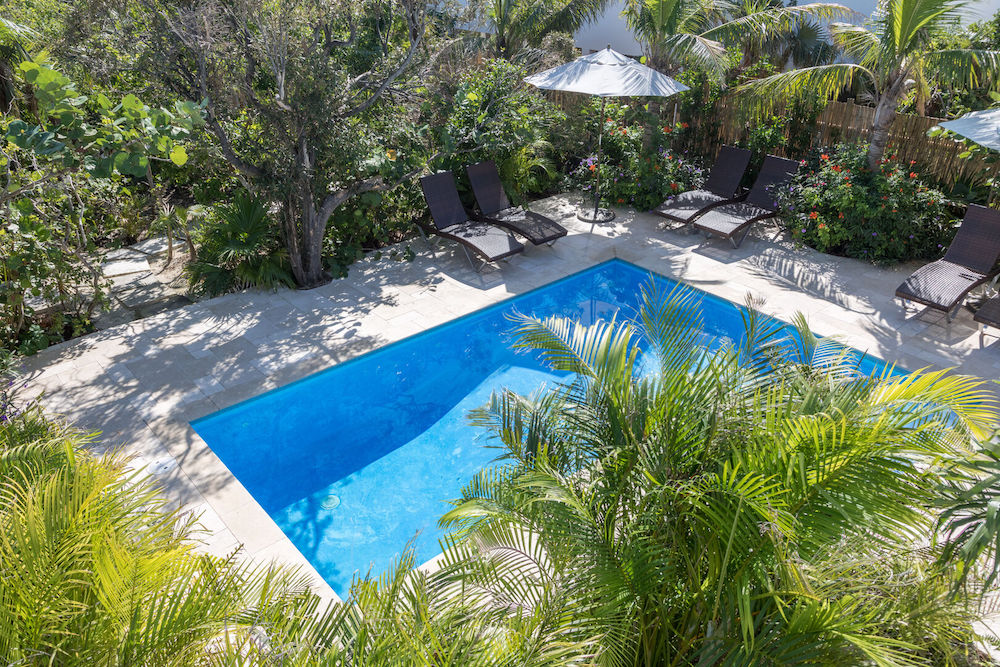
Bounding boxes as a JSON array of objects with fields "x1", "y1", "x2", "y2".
[{"x1": 344, "y1": 0, "x2": 426, "y2": 118}]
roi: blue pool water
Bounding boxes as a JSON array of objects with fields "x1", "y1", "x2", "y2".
[{"x1": 192, "y1": 259, "x2": 898, "y2": 596}]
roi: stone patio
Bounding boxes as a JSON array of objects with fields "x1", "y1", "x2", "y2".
[{"x1": 17, "y1": 194, "x2": 1000, "y2": 603}]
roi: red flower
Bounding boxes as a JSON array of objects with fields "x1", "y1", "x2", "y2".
[
  {"x1": 809, "y1": 211, "x2": 819, "y2": 219},
  {"x1": 909, "y1": 172, "x2": 917, "y2": 178},
  {"x1": 838, "y1": 212, "x2": 844, "y2": 219},
  {"x1": 910, "y1": 160, "x2": 916, "y2": 165},
  {"x1": 670, "y1": 182, "x2": 678, "y2": 190},
  {"x1": 617, "y1": 198, "x2": 625, "y2": 203},
  {"x1": 681, "y1": 122, "x2": 689, "y2": 129},
  {"x1": 831, "y1": 165, "x2": 842, "y2": 172},
  {"x1": 664, "y1": 126, "x2": 672, "y2": 133}
]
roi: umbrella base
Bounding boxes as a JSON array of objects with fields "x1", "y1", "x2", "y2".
[{"x1": 578, "y1": 208, "x2": 616, "y2": 224}]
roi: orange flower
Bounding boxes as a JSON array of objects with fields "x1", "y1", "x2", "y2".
[
  {"x1": 818, "y1": 223, "x2": 826, "y2": 229},
  {"x1": 809, "y1": 211, "x2": 819, "y2": 219},
  {"x1": 606, "y1": 117, "x2": 613, "y2": 122},
  {"x1": 588, "y1": 164, "x2": 596, "y2": 172},
  {"x1": 838, "y1": 212, "x2": 844, "y2": 219},
  {"x1": 831, "y1": 165, "x2": 842, "y2": 172},
  {"x1": 820, "y1": 154, "x2": 829, "y2": 160},
  {"x1": 617, "y1": 198, "x2": 625, "y2": 203}
]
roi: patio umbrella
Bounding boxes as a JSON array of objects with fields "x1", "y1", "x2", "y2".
[
  {"x1": 939, "y1": 108, "x2": 1000, "y2": 151},
  {"x1": 525, "y1": 47, "x2": 688, "y2": 223}
]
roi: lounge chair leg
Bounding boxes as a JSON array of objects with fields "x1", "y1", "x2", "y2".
[
  {"x1": 458, "y1": 245, "x2": 486, "y2": 273},
  {"x1": 946, "y1": 302, "x2": 961, "y2": 323},
  {"x1": 732, "y1": 226, "x2": 751, "y2": 248}
]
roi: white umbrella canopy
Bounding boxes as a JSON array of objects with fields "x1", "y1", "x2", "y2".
[
  {"x1": 524, "y1": 47, "x2": 689, "y2": 98},
  {"x1": 525, "y1": 47, "x2": 689, "y2": 223},
  {"x1": 939, "y1": 108, "x2": 1000, "y2": 152}
]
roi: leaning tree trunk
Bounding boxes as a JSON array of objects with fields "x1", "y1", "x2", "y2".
[{"x1": 866, "y1": 78, "x2": 907, "y2": 171}]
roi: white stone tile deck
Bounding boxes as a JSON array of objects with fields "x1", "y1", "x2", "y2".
[{"x1": 17, "y1": 194, "x2": 1000, "y2": 603}]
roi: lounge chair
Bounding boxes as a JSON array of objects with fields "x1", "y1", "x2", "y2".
[
  {"x1": 652, "y1": 145, "x2": 752, "y2": 225},
  {"x1": 896, "y1": 204, "x2": 1000, "y2": 321},
  {"x1": 691, "y1": 155, "x2": 800, "y2": 248},
  {"x1": 466, "y1": 161, "x2": 568, "y2": 245},
  {"x1": 419, "y1": 171, "x2": 524, "y2": 271},
  {"x1": 975, "y1": 295, "x2": 1000, "y2": 333}
]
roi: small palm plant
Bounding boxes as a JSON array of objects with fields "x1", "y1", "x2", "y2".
[
  {"x1": 187, "y1": 192, "x2": 295, "y2": 297},
  {"x1": 738, "y1": 0, "x2": 1000, "y2": 169},
  {"x1": 439, "y1": 280, "x2": 998, "y2": 664}
]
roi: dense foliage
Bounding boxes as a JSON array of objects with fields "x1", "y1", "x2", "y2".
[
  {"x1": 437, "y1": 59, "x2": 565, "y2": 202},
  {"x1": 777, "y1": 144, "x2": 957, "y2": 263},
  {"x1": 567, "y1": 100, "x2": 702, "y2": 210},
  {"x1": 1, "y1": 61, "x2": 200, "y2": 352},
  {"x1": 439, "y1": 285, "x2": 999, "y2": 664},
  {"x1": 187, "y1": 193, "x2": 295, "y2": 297}
]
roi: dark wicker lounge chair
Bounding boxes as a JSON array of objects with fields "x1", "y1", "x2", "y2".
[
  {"x1": 419, "y1": 171, "x2": 524, "y2": 271},
  {"x1": 896, "y1": 204, "x2": 1000, "y2": 321},
  {"x1": 466, "y1": 161, "x2": 568, "y2": 246},
  {"x1": 652, "y1": 145, "x2": 752, "y2": 225},
  {"x1": 691, "y1": 155, "x2": 799, "y2": 248},
  {"x1": 974, "y1": 296, "x2": 1000, "y2": 332}
]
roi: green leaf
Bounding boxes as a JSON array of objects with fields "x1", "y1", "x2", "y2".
[{"x1": 168, "y1": 145, "x2": 188, "y2": 167}]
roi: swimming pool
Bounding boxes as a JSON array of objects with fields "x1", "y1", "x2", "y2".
[{"x1": 192, "y1": 259, "x2": 896, "y2": 596}]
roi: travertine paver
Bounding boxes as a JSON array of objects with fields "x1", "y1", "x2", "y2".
[{"x1": 18, "y1": 194, "x2": 1000, "y2": 603}]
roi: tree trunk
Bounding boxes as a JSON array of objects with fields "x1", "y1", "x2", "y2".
[
  {"x1": 866, "y1": 86, "x2": 903, "y2": 170},
  {"x1": 284, "y1": 137, "x2": 331, "y2": 289}
]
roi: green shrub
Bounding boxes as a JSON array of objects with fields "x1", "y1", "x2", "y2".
[
  {"x1": 565, "y1": 100, "x2": 703, "y2": 211},
  {"x1": 186, "y1": 193, "x2": 294, "y2": 297},
  {"x1": 435, "y1": 59, "x2": 565, "y2": 201},
  {"x1": 776, "y1": 144, "x2": 957, "y2": 264}
]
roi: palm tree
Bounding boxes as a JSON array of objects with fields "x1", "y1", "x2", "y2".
[
  {"x1": 0, "y1": 390, "x2": 597, "y2": 663},
  {"x1": 738, "y1": 0, "x2": 1000, "y2": 169},
  {"x1": 475, "y1": 0, "x2": 611, "y2": 59},
  {"x1": 440, "y1": 281, "x2": 998, "y2": 664},
  {"x1": 623, "y1": 0, "x2": 852, "y2": 75}
]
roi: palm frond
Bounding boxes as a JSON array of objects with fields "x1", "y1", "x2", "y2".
[{"x1": 736, "y1": 62, "x2": 874, "y2": 106}]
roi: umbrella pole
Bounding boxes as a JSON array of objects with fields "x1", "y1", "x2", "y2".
[
  {"x1": 594, "y1": 97, "x2": 605, "y2": 220},
  {"x1": 580, "y1": 97, "x2": 615, "y2": 225}
]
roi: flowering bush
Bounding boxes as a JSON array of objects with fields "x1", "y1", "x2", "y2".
[
  {"x1": 566, "y1": 102, "x2": 703, "y2": 211},
  {"x1": 775, "y1": 144, "x2": 958, "y2": 264}
]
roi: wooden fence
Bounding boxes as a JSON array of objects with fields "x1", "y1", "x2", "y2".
[{"x1": 675, "y1": 97, "x2": 998, "y2": 190}]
